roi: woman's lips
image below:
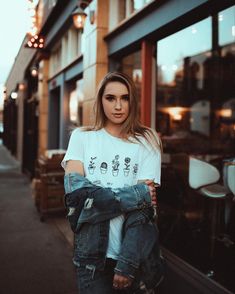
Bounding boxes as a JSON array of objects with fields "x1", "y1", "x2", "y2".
[{"x1": 113, "y1": 113, "x2": 123, "y2": 118}]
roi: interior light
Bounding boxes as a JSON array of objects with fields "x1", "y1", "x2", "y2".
[{"x1": 220, "y1": 109, "x2": 232, "y2": 118}]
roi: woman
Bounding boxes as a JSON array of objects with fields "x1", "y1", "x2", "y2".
[{"x1": 62, "y1": 72, "x2": 164, "y2": 293}]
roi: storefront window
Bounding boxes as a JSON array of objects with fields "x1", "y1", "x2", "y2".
[
  {"x1": 69, "y1": 79, "x2": 84, "y2": 126},
  {"x1": 156, "y1": 12, "x2": 235, "y2": 292},
  {"x1": 120, "y1": 51, "x2": 142, "y2": 117},
  {"x1": 49, "y1": 42, "x2": 62, "y2": 77},
  {"x1": 219, "y1": 5, "x2": 235, "y2": 46},
  {"x1": 157, "y1": 17, "x2": 212, "y2": 150},
  {"x1": 218, "y1": 6, "x2": 235, "y2": 162},
  {"x1": 112, "y1": 0, "x2": 152, "y2": 28}
]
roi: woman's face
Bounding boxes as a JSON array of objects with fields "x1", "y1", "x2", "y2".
[{"x1": 102, "y1": 81, "x2": 130, "y2": 128}]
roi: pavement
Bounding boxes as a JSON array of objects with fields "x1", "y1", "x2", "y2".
[{"x1": 0, "y1": 144, "x2": 77, "y2": 294}]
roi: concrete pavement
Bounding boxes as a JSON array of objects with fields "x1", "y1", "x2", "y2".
[{"x1": 0, "y1": 144, "x2": 77, "y2": 294}]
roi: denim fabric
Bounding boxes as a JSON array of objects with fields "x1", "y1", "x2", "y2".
[
  {"x1": 115, "y1": 209, "x2": 165, "y2": 289},
  {"x1": 64, "y1": 173, "x2": 151, "y2": 231},
  {"x1": 64, "y1": 173, "x2": 165, "y2": 290},
  {"x1": 76, "y1": 259, "x2": 126, "y2": 294}
]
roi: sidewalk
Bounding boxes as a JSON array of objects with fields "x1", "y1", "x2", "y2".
[{"x1": 0, "y1": 144, "x2": 77, "y2": 294}]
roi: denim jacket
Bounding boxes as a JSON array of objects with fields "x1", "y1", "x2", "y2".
[{"x1": 64, "y1": 173, "x2": 165, "y2": 289}]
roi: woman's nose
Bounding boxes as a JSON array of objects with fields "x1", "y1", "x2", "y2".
[{"x1": 114, "y1": 99, "x2": 122, "y2": 110}]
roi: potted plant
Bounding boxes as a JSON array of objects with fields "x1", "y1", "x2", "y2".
[
  {"x1": 100, "y1": 162, "x2": 108, "y2": 174},
  {"x1": 112, "y1": 155, "x2": 120, "y2": 176},
  {"x1": 123, "y1": 157, "x2": 131, "y2": 176},
  {"x1": 88, "y1": 157, "x2": 97, "y2": 174}
]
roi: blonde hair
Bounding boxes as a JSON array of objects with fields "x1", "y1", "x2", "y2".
[{"x1": 84, "y1": 72, "x2": 162, "y2": 152}]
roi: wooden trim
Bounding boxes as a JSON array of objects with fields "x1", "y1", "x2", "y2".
[{"x1": 141, "y1": 40, "x2": 153, "y2": 127}]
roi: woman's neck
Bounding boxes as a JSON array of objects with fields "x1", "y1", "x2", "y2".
[{"x1": 104, "y1": 124, "x2": 123, "y2": 138}]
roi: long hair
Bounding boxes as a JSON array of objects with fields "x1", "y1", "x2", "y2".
[{"x1": 85, "y1": 71, "x2": 162, "y2": 152}]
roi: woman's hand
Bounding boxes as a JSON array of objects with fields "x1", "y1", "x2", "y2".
[
  {"x1": 145, "y1": 180, "x2": 157, "y2": 206},
  {"x1": 113, "y1": 273, "x2": 133, "y2": 289}
]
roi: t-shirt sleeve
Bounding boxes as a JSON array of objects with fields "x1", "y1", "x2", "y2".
[
  {"x1": 61, "y1": 128, "x2": 84, "y2": 170},
  {"x1": 137, "y1": 142, "x2": 161, "y2": 186}
]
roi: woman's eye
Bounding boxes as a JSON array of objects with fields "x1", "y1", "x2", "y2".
[
  {"x1": 122, "y1": 95, "x2": 129, "y2": 101},
  {"x1": 105, "y1": 96, "x2": 115, "y2": 101}
]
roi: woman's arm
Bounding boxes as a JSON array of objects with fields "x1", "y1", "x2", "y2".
[{"x1": 65, "y1": 159, "x2": 84, "y2": 176}]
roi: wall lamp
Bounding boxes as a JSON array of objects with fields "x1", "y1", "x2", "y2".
[
  {"x1": 30, "y1": 65, "x2": 38, "y2": 77},
  {"x1": 11, "y1": 92, "x2": 18, "y2": 99},
  {"x1": 72, "y1": 0, "x2": 95, "y2": 31}
]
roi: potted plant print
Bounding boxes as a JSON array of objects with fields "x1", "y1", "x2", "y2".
[
  {"x1": 100, "y1": 162, "x2": 108, "y2": 174},
  {"x1": 123, "y1": 157, "x2": 131, "y2": 176},
  {"x1": 112, "y1": 155, "x2": 120, "y2": 176},
  {"x1": 133, "y1": 163, "x2": 138, "y2": 178},
  {"x1": 88, "y1": 157, "x2": 97, "y2": 174}
]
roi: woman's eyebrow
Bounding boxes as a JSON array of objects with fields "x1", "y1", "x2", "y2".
[{"x1": 103, "y1": 93, "x2": 129, "y2": 97}]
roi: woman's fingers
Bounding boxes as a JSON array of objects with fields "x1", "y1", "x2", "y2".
[
  {"x1": 143, "y1": 180, "x2": 157, "y2": 206},
  {"x1": 148, "y1": 185, "x2": 156, "y2": 205},
  {"x1": 113, "y1": 274, "x2": 132, "y2": 289}
]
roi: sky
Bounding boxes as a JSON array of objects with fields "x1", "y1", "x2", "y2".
[{"x1": 0, "y1": 1, "x2": 30, "y2": 109}]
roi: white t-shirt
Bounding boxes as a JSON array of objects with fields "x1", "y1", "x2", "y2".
[{"x1": 62, "y1": 128, "x2": 161, "y2": 260}]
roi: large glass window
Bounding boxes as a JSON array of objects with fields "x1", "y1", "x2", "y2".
[
  {"x1": 69, "y1": 79, "x2": 84, "y2": 127},
  {"x1": 49, "y1": 42, "x2": 62, "y2": 77},
  {"x1": 156, "y1": 9, "x2": 235, "y2": 292},
  {"x1": 218, "y1": 6, "x2": 235, "y2": 152},
  {"x1": 157, "y1": 17, "x2": 212, "y2": 150},
  {"x1": 119, "y1": 51, "x2": 142, "y2": 117}
]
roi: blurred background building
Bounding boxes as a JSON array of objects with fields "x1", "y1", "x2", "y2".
[{"x1": 2, "y1": 0, "x2": 235, "y2": 293}]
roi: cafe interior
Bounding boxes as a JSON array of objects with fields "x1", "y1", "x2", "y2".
[{"x1": 155, "y1": 7, "x2": 235, "y2": 292}]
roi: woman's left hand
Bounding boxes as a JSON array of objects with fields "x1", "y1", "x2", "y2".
[
  {"x1": 145, "y1": 180, "x2": 157, "y2": 206},
  {"x1": 113, "y1": 273, "x2": 133, "y2": 289}
]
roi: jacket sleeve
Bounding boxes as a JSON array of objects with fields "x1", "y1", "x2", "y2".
[{"x1": 64, "y1": 173, "x2": 152, "y2": 228}]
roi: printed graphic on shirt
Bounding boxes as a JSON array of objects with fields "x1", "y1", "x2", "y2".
[
  {"x1": 100, "y1": 162, "x2": 108, "y2": 174},
  {"x1": 133, "y1": 163, "x2": 138, "y2": 178},
  {"x1": 123, "y1": 157, "x2": 131, "y2": 177},
  {"x1": 112, "y1": 155, "x2": 120, "y2": 177},
  {"x1": 88, "y1": 157, "x2": 97, "y2": 174},
  {"x1": 87, "y1": 154, "x2": 138, "y2": 181}
]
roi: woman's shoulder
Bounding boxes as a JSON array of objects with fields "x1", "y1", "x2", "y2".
[
  {"x1": 71, "y1": 126, "x2": 101, "y2": 138},
  {"x1": 137, "y1": 127, "x2": 162, "y2": 153}
]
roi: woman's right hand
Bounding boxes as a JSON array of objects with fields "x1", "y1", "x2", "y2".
[{"x1": 145, "y1": 180, "x2": 157, "y2": 206}]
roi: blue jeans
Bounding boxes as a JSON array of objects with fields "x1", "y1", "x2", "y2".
[{"x1": 76, "y1": 258, "x2": 148, "y2": 294}]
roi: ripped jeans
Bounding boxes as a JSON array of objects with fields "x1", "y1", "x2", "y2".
[{"x1": 76, "y1": 258, "x2": 155, "y2": 294}]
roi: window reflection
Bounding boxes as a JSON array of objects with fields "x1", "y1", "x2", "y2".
[
  {"x1": 120, "y1": 51, "x2": 142, "y2": 117},
  {"x1": 219, "y1": 5, "x2": 235, "y2": 46},
  {"x1": 69, "y1": 79, "x2": 84, "y2": 126},
  {"x1": 156, "y1": 8, "x2": 235, "y2": 292},
  {"x1": 157, "y1": 13, "x2": 235, "y2": 155}
]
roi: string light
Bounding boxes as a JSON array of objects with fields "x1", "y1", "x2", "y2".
[{"x1": 25, "y1": 0, "x2": 44, "y2": 49}]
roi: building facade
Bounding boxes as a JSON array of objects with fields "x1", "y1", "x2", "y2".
[{"x1": 3, "y1": 0, "x2": 235, "y2": 293}]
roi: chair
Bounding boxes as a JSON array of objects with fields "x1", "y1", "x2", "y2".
[
  {"x1": 222, "y1": 164, "x2": 235, "y2": 245},
  {"x1": 189, "y1": 156, "x2": 229, "y2": 258},
  {"x1": 227, "y1": 165, "x2": 235, "y2": 197}
]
